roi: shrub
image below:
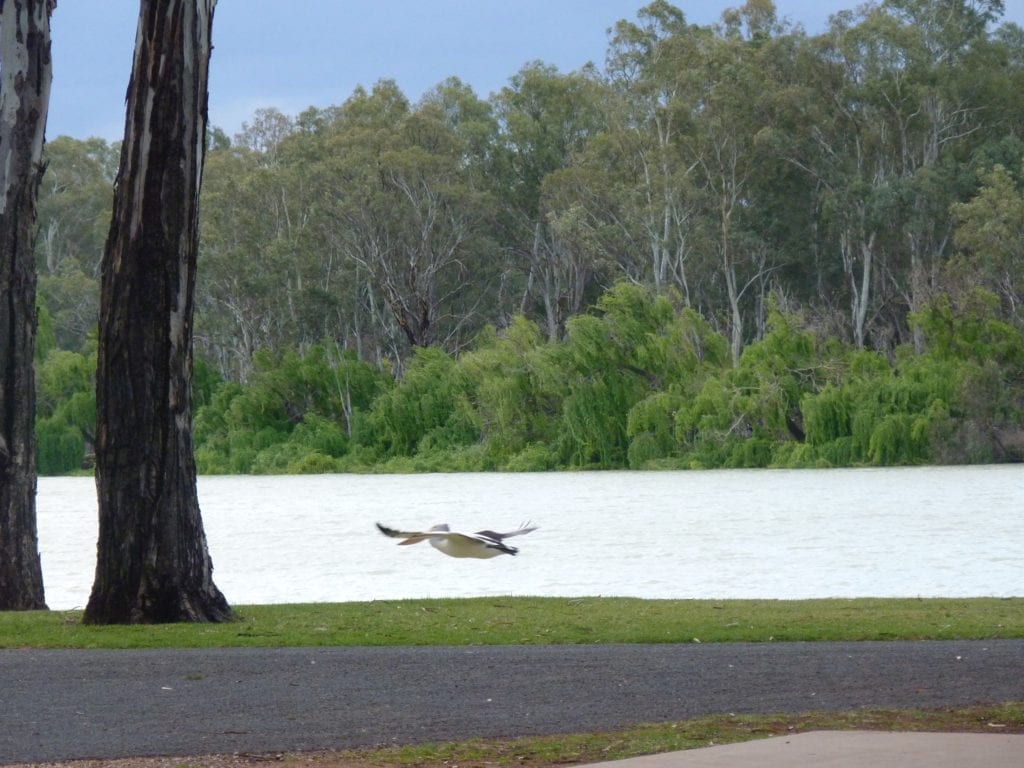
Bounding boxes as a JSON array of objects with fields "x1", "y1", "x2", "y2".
[{"x1": 37, "y1": 418, "x2": 85, "y2": 475}]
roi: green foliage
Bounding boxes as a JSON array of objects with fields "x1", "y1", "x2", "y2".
[
  {"x1": 674, "y1": 311, "x2": 827, "y2": 467},
  {"x1": 802, "y1": 386, "x2": 851, "y2": 445},
  {"x1": 35, "y1": 282, "x2": 1024, "y2": 475},
  {"x1": 736, "y1": 312, "x2": 822, "y2": 433},
  {"x1": 950, "y1": 164, "x2": 1024, "y2": 322},
  {"x1": 458, "y1": 317, "x2": 560, "y2": 465},
  {"x1": 34, "y1": 347, "x2": 96, "y2": 474},
  {"x1": 910, "y1": 290, "x2": 1024, "y2": 367},
  {"x1": 361, "y1": 346, "x2": 479, "y2": 458},
  {"x1": 551, "y1": 283, "x2": 730, "y2": 468},
  {"x1": 908, "y1": 290, "x2": 1024, "y2": 462},
  {"x1": 35, "y1": 349, "x2": 93, "y2": 418},
  {"x1": 503, "y1": 442, "x2": 561, "y2": 472},
  {"x1": 35, "y1": 303, "x2": 57, "y2": 362},
  {"x1": 784, "y1": 292, "x2": 1024, "y2": 466},
  {"x1": 36, "y1": 417, "x2": 86, "y2": 475},
  {"x1": 627, "y1": 392, "x2": 685, "y2": 467},
  {"x1": 193, "y1": 344, "x2": 387, "y2": 474}
]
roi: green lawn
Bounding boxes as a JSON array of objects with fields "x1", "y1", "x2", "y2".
[{"x1": 2, "y1": 596, "x2": 1021, "y2": 649}]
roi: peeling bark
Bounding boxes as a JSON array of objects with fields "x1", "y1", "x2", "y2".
[
  {"x1": 85, "y1": 0, "x2": 229, "y2": 624},
  {"x1": 0, "y1": 0, "x2": 54, "y2": 611}
]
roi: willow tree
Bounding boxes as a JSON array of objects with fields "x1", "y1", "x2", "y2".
[
  {"x1": 0, "y1": 0, "x2": 55, "y2": 611},
  {"x1": 85, "y1": 0, "x2": 230, "y2": 623}
]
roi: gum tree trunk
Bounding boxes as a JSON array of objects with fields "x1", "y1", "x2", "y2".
[
  {"x1": 0, "y1": 0, "x2": 54, "y2": 611},
  {"x1": 85, "y1": 0, "x2": 230, "y2": 623}
]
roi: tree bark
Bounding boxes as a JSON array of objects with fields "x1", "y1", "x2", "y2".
[
  {"x1": 85, "y1": 0, "x2": 230, "y2": 624},
  {"x1": 0, "y1": 0, "x2": 54, "y2": 611}
]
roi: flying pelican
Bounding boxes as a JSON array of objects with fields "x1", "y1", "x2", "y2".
[{"x1": 375, "y1": 522, "x2": 537, "y2": 559}]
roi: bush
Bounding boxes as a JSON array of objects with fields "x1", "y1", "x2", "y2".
[
  {"x1": 503, "y1": 443, "x2": 559, "y2": 472},
  {"x1": 363, "y1": 346, "x2": 478, "y2": 457},
  {"x1": 725, "y1": 438, "x2": 773, "y2": 468},
  {"x1": 37, "y1": 417, "x2": 85, "y2": 475},
  {"x1": 286, "y1": 451, "x2": 342, "y2": 474}
]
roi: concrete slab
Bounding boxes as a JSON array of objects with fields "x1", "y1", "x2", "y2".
[{"x1": 581, "y1": 731, "x2": 1024, "y2": 768}]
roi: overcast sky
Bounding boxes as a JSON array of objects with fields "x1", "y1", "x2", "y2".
[{"x1": 48, "y1": 0, "x2": 1024, "y2": 142}]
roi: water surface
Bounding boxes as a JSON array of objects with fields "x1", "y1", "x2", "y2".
[{"x1": 36, "y1": 465, "x2": 1023, "y2": 610}]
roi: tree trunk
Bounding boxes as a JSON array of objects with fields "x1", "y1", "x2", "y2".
[
  {"x1": 85, "y1": 0, "x2": 230, "y2": 624},
  {"x1": 0, "y1": 0, "x2": 54, "y2": 611},
  {"x1": 841, "y1": 228, "x2": 875, "y2": 350}
]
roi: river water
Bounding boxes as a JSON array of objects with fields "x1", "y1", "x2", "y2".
[{"x1": 35, "y1": 465, "x2": 1023, "y2": 610}]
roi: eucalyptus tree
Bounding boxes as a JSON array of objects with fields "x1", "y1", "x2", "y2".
[
  {"x1": 198, "y1": 146, "x2": 280, "y2": 378},
  {"x1": 199, "y1": 137, "x2": 326, "y2": 379},
  {"x1": 602, "y1": 1, "x2": 703, "y2": 297},
  {"x1": 0, "y1": 0, "x2": 54, "y2": 611},
  {"x1": 788, "y1": 0, "x2": 1001, "y2": 350},
  {"x1": 682, "y1": 4, "x2": 788, "y2": 366},
  {"x1": 87, "y1": 0, "x2": 230, "y2": 624},
  {"x1": 873, "y1": 0, "x2": 1003, "y2": 345},
  {"x1": 779, "y1": 10, "x2": 896, "y2": 349},
  {"x1": 34, "y1": 136, "x2": 116, "y2": 351},
  {"x1": 35, "y1": 136, "x2": 117, "y2": 276},
  {"x1": 319, "y1": 81, "x2": 494, "y2": 361},
  {"x1": 420, "y1": 76, "x2": 500, "y2": 178},
  {"x1": 233, "y1": 106, "x2": 294, "y2": 163},
  {"x1": 538, "y1": 163, "x2": 626, "y2": 307},
  {"x1": 491, "y1": 63, "x2": 609, "y2": 340},
  {"x1": 950, "y1": 164, "x2": 1024, "y2": 323}
]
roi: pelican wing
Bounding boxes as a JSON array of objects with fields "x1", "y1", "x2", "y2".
[
  {"x1": 475, "y1": 522, "x2": 538, "y2": 541},
  {"x1": 376, "y1": 522, "x2": 434, "y2": 539},
  {"x1": 375, "y1": 522, "x2": 449, "y2": 545}
]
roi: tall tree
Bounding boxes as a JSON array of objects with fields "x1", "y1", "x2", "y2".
[
  {"x1": 686, "y1": 7, "x2": 782, "y2": 366},
  {"x1": 322, "y1": 82, "x2": 493, "y2": 356},
  {"x1": 493, "y1": 63, "x2": 608, "y2": 340},
  {"x1": 0, "y1": 0, "x2": 54, "y2": 611},
  {"x1": 85, "y1": 0, "x2": 230, "y2": 624},
  {"x1": 35, "y1": 136, "x2": 117, "y2": 351},
  {"x1": 604, "y1": 1, "x2": 701, "y2": 296}
]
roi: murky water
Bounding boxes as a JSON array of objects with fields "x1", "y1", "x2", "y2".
[{"x1": 36, "y1": 465, "x2": 1023, "y2": 610}]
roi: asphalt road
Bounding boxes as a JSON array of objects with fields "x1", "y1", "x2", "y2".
[{"x1": 2, "y1": 640, "x2": 1022, "y2": 764}]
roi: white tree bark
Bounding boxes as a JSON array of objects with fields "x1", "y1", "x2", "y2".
[{"x1": 0, "y1": 0, "x2": 54, "y2": 610}]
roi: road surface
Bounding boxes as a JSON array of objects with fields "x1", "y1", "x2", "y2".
[{"x1": 2, "y1": 640, "x2": 1022, "y2": 764}]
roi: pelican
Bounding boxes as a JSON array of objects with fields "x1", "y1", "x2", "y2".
[{"x1": 375, "y1": 521, "x2": 537, "y2": 559}]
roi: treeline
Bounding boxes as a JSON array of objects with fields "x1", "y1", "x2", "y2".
[{"x1": 33, "y1": 0, "x2": 1024, "y2": 473}]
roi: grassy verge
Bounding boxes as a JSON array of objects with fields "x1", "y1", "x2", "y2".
[
  {"x1": 17, "y1": 703, "x2": 1023, "y2": 767},
  {"x1": 314, "y1": 704, "x2": 1024, "y2": 767},
  {"x1": 2, "y1": 596, "x2": 1021, "y2": 649}
]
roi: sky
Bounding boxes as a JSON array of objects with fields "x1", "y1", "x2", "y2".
[{"x1": 47, "y1": 0, "x2": 1024, "y2": 143}]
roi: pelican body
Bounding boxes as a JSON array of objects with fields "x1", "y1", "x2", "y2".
[{"x1": 376, "y1": 522, "x2": 537, "y2": 558}]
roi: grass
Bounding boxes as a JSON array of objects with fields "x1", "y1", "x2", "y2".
[
  {"x1": 36, "y1": 703, "x2": 1024, "y2": 767},
  {"x1": 1, "y1": 596, "x2": 1022, "y2": 649},
  {"x1": 301, "y1": 703, "x2": 1024, "y2": 767}
]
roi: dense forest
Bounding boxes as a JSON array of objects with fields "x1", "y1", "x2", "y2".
[{"x1": 33, "y1": 0, "x2": 1024, "y2": 474}]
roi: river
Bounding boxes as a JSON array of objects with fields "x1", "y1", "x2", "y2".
[{"x1": 35, "y1": 465, "x2": 1023, "y2": 610}]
